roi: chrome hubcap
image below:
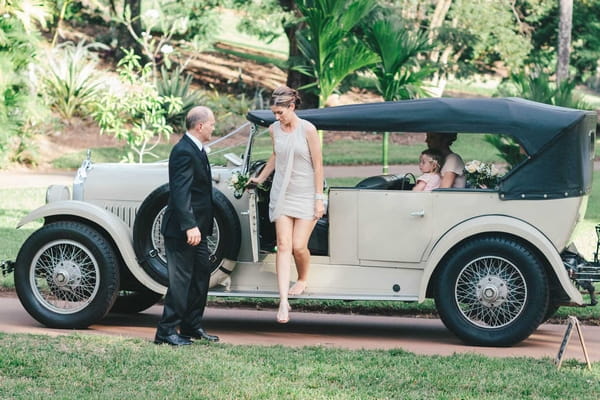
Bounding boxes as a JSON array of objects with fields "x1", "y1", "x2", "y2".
[{"x1": 456, "y1": 256, "x2": 527, "y2": 328}]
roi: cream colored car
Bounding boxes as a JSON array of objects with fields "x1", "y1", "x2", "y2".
[{"x1": 12, "y1": 97, "x2": 599, "y2": 346}]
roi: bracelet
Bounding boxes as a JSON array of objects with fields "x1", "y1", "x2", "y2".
[{"x1": 314, "y1": 193, "x2": 326, "y2": 200}]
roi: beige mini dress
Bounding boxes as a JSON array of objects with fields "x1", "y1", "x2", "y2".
[{"x1": 269, "y1": 119, "x2": 315, "y2": 222}]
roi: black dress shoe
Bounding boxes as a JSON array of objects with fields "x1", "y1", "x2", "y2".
[
  {"x1": 180, "y1": 328, "x2": 220, "y2": 342},
  {"x1": 154, "y1": 333, "x2": 193, "y2": 346}
]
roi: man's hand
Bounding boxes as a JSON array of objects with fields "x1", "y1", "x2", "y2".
[{"x1": 186, "y1": 227, "x2": 201, "y2": 246}]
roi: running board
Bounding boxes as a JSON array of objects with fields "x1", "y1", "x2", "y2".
[{"x1": 208, "y1": 289, "x2": 419, "y2": 302}]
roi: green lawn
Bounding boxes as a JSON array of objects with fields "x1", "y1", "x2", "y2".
[
  {"x1": 215, "y1": 9, "x2": 289, "y2": 57},
  {"x1": 0, "y1": 333, "x2": 597, "y2": 400}
]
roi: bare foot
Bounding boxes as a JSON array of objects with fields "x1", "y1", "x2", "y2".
[
  {"x1": 288, "y1": 280, "x2": 307, "y2": 296},
  {"x1": 277, "y1": 302, "x2": 291, "y2": 324}
]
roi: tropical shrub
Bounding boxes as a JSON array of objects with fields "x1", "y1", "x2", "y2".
[
  {"x1": 496, "y1": 69, "x2": 591, "y2": 109},
  {"x1": 0, "y1": 0, "x2": 51, "y2": 167},
  {"x1": 38, "y1": 41, "x2": 108, "y2": 120},
  {"x1": 294, "y1": 0, "x2": 379, "y2": 106},
  {"x1": 92, "y1": 49, "x2": 182, "y2": 163},
  {"x1": 483, "y1": 135, "x2": 526, "y2": 169},
  {"x1": 156, "y1": 66, "x2": 204, "y2": 133},
  {"x1": 361, "y1": 14, "x2": 433, "y2": 101}
]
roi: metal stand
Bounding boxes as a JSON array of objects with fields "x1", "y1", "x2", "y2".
[{"x1": 555, "y1": 316, "x2": 592, "y2": 370}]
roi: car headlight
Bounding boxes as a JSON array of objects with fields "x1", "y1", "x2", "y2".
[{"x1": 46, "y1": 185, "x2": 70, "y2": 203}]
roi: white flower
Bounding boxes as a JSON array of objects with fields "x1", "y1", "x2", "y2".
[
  {"x1": 160, "y1": 44, "x2": 174, "y2": 55},
  {"x1": 3, "y1": 13, "x2": 10, "y2": 19},
  {"x1": 204, "y1": 145, "x2": 211, "y2": 154},
  {"x1": 230, "y1": 174, "x2": 238, "y2": 184},
  {"x1": 465, "y1": 162, "x2": 478, "y2": 174}
]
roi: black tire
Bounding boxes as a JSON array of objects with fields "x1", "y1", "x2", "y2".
[
  {"x1": 132, "y1": 184, "x2": 241, "y2": 287},
  {"x1": 110, "y1": 289, "x2": 163, "y2": 314},
  {"x1": 14, "y1": 221, "x2": 120, "y2": 329},
  {"x1": 434, "y1": 236, "x2": 549, "y2": 346},
  {"x1": 542, "y1": 303, "x2": 560, "y2": 322}
]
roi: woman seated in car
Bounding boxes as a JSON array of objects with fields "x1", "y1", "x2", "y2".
[{"x1": 425, "y1": 132, "x2": 466, "y2": 188}]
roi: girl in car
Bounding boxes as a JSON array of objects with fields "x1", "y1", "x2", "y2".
[{"x1": 413, "y1": 149, "x2": 444, "y2": 191}]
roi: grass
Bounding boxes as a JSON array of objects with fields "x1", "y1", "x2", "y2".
[
  {"x1": 215, "y1": 9, "x2": 289, "y2": 57},
  {"x1": 0, "y1": 188, "x2": 45, "y2": 289},
  {"x1": 0, "y1": 333, "x2": 597, "y2": 400}
]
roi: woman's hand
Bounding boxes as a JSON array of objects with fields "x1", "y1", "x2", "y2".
[
  {"x1": 314, "y1": 199, "x2": 325, "y2": 220},
  {"x1": 247, "y1": 176, "x2": 262, "y2": 188}
]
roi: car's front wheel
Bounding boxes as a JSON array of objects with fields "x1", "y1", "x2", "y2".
[
  {"x1": 14, "y1": 221, "x2": 120, "y2": 328},
  {"x1": 434, "y1": 236, "x2": 549, "y2": 346}
]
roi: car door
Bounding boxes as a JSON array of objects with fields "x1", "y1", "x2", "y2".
[{"x1": 357, "y1": 190, "x2": 434, "y2": 263}]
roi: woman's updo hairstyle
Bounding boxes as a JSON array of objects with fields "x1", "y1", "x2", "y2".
[{"x1": 270, "y1": 85, "x2": 302, "y2": 108}]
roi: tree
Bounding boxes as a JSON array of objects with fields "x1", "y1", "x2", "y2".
[
  {"x1": 0, "y1": 0, "x2": 51, "y2": 166},
  {"x1": 362, "y1": 13, "x2": 433, "y2": 174},
  {"x1": 294, "y1": 0, "x2": 379, "y2": 107},
  {"x1": 362, "y1": 15, "x2": 433, "y2": 101},
  {"x1": 382, "y1": 0, "x2": 552, "y2": 94},
  {"x1": 556, "y1": 0, "x2": 573, "y2": 84},
  {"x1": 530, "y1": 0, "x2": 600, "y2": 87}
]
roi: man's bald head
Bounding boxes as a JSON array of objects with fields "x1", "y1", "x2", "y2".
[{"x1": 186, "y1": 106, "x2": 213, "y2": 131}]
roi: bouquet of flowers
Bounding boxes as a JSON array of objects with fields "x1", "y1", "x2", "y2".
[
  {"x1": 464, "y1": 160, "x2": 503, "y2": 189},
  {"x1": 229, "y1": 171, "x2": 251, "y2": 199},
  {"x1": 229, "y1": 171, "x2": 270, "y2": 199}
]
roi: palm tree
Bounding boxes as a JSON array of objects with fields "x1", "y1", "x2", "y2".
[
  {"x1": 294, "y1": 0, "x2": 379, "y2": 107},
  {"x1": 363, "y1": 16, "x2": 433, "y2": 173}
]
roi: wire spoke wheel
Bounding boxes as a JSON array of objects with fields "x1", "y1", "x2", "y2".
[
  {"x1": 149, "y1": 207, "x2": 220, "y2": 265},
  {"x1": 456, "y1": 256, "x2": 526, "y2": 328},
  {"x1": 435, "y1": 236, "x2": 548, "y2": 346},
  {"x1": 31, "y1": 239, "x2": 100, "y2": 314},
  {"x1": 15, "y1": 221, "x2": 120, "y2": 328}
]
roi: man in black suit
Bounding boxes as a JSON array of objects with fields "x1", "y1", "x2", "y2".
[{"x1": 154, "y1": 106, "x2": 220, "y2": 346}]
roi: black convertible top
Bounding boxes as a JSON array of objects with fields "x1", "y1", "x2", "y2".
[
  {"x1": 247, "y1": 97, "x2": 597, "y2": 200},
  {"x1": 247, "y1": 97, "x2": 591, "y2": 155}
]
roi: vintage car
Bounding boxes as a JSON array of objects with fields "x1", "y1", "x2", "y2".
[{"x1": 11, "y1": 97, "x2": 600, "y2": 346}]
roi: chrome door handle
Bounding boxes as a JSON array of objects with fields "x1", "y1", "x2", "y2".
[
  {"x1": 240, "y1": 211, "x2": 250, "y2": 215},
  {"x1": 410, "y1": 210, "x2": 425, "y2": 217}
]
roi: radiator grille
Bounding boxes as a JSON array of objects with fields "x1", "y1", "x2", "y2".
[{"x1": 104, "y1": 204, "x2": 138, "y2": 228}]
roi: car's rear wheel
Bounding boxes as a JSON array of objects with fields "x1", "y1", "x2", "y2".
[
  {"x1": 14, "y1": 221, "x2": 120, "y2": 328},
  {"x1": 110, "y1": 289, "x2": 163, "y2": 314},
  {"x1": 132, "y1": 184, "x2": 241, "y2": 287},
  {"x1": 434, "y1": 236, "x2": 549, "y2": 346}
]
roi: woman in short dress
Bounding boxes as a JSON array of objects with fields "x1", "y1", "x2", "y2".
[{"x1": 249, "y1": 86, "x2": 324, "y2": 323}]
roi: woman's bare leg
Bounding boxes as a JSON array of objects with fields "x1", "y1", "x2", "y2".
[
  {"x1": 275, "y1": 216, "x2": 294, "y2": 322},
  {"x1": 289, "y1": 218, "x2": 317, "y2": 295}
]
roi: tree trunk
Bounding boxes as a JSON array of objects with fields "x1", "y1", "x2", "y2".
[
  {"x1": 556, "y1": 0, "x2": 573, "y2": 84},
  {"x1": 112, "y1": 0, "x2": 143, "y2": 59},
  {"x1": 278, "y1": 0, "x2": 318, "y2": 109}
]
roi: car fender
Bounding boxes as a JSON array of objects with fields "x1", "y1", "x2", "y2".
[
  {"x1": 17, "y1": 200, "x2": 166, "y2": 294},
  {"x1": 419, "y1": 215, "x2": 583, "y2": 305}
]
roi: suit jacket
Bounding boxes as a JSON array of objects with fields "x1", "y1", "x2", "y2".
[{"x1": 161, "y1": 134, "x2": 214, "y2": 239}]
